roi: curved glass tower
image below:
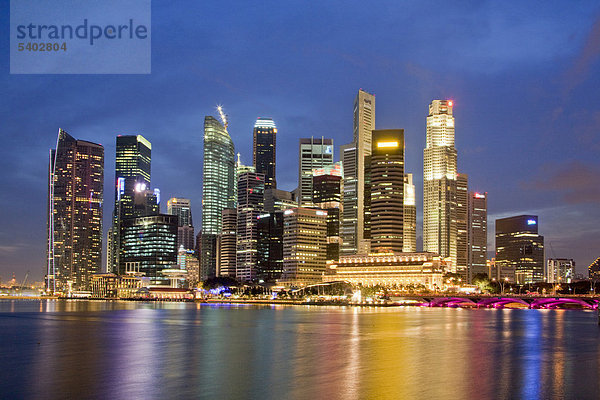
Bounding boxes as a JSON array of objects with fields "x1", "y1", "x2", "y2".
[{"x1": 201, "y1": 115, "x2": 236, "y2": 278}]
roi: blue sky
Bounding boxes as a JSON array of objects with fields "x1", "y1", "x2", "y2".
[{"x1": 1, "y1": 0, "x2": 600, "y2": 281}]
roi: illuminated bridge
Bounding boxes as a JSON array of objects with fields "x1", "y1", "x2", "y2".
[{"x1": 394, "y1": 296, "x2": 600, "y2": 309}]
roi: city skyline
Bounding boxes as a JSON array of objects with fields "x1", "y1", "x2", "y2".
[{"x1": 2, "y1": 2, "x2": 600, "y2": 281}]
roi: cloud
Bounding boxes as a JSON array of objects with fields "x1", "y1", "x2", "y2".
[
  {"x1": 0, "y1": 244, "x2": 25, "y2": 254},
  {"x1": 525, "y1": 161, "x2": 600, "y2": 205},
  {"x1": 563, "y1": 14, "x2": 600, "y2": 96}
]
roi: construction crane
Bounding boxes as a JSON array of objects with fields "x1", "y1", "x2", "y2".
[{"x1": 20, "y1": 271, "x2": 29, "y2": 289}]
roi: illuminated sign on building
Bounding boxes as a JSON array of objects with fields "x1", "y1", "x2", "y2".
[
  {"x1": 377, "y1": 141, "x2": 399, "y2": 148},
  {"x1": 527, "y1": 219, "x2": 537, "y2": 225},
  {"x1": 117, "y1": 177, "x2": 125, "y2": 200}
]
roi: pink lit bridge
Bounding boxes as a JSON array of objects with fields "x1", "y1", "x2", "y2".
[{"x1": 394, "y1": 296, "x2": 600, "y2": 309}]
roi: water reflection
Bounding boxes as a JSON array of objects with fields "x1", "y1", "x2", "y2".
[{"x1": 1, "y1": 301, "x2": 600, "y2": 399}]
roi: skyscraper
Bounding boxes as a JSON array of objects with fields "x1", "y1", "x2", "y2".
[
  {"x1": 200, "y1": 115, "x2": 236, "y2": 279},
  {"x1": 216, "y1": 208, "x2": 237, "y2": 278},
  {"x1": 281, "y1": 208, "x2": 328, "y2": 285},
  {"x1": 236, "y1": 171, "x2": 265, "y2": 281},
  {"x1": 120, "y1": 214, "x2": 178, "y2": 285},
  {"x1": 264, "y1": 188, "x2": 297, "y2": 213},
  {"x1": 403, "y1": 174, "x2": 417, "y2": 253},
  {"x1": 47, "y1": 129, "x2": 104, "y2": 292},
  {"x1": 468, "y1": 192, "x2": 488, "y2": 281},
  {"x1": 257, "y1": 211, "x2": 285, "y2": 281},
  {"x1": 168, "y1": 197, "x2": 193, "y2": 226},
  {"x1": 253, "y1": 118, "x2": 277, "y2": 189},
  {"x1": 167, "y1": 198, "x2": 195, "y2": 251},
  {"x1": 588, "y1": 257, "x2": 600, "y2": 281},
  {"x1": 312, "y1": 163, "x2": 343, "y2": 261},
  {"x1": 423, "y1": 100, "x2": 458, "y2": 271},
  {"x1": 298, "y1": 137, "x2": 334, "y2": 205},
  {"x1": 109, "y1": 134, "x2": 152, "y2": 274},
  {"x1": 341, "y1": 89, "x2": 375, "y2": 255},
  {"x1": 546, "y1": 258, "x2": 574, "y2": 284},
  {"x1": 370, "y1": 129, "x2": 404, "y2": 253},
  {"x1": 456, "y1": 173, "x2": 469, "y2": 280},
  {"x1": 340, "y1": 143, "x2": 358, "y2": 254},
  {"x1": 495, "y1": 215, "x2": 544, "y2": 284}
]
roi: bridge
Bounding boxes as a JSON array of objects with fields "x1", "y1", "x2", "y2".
[{"x1": 393, "y1": 296, "x2": 600, "y2": 309}]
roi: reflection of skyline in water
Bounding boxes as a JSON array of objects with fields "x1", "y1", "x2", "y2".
[{"x1": 1, "y1": 300, "x2": 600, "y2": 399}]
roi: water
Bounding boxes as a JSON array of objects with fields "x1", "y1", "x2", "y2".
[{"x1": 1, "y1": 300, "x2": 600, "y2": 399}]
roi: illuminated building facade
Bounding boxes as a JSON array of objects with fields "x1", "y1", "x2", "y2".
[
  {"x1": 403, "y1": 174, "x2": 417, "y2": 253},
  {"x1": 341, "y1": 143, "x2": 358, "y2": 254},
  {"x1": 257, "y1": 211, "x2": 285, "y2": 281},
  {"x1": 168, "y1": 198, "x2": 193, "y2": 227},
  {"x1": 342, "y1": 89, "x2": 375, "y2": 255},
  {"x1": 47, "y1": 129, "x2": 104, "y2": 292},
  {"x1": 177, "y1": 247, "x2": 200, "y2": 287},
  {"x1": 109, "y1": 134, "x2": 152, "y2": 274},
  {"x1": 236, "y1": 172, "x2": 265, "y2": 281},
  {"x1": 325, "y1": 252, "x2": 446, "y2": 290},
  {"x1": 370, "y1": 129, "x2": 404, "y2": 253},
  {"x1": 312, "y1": 164, "x2": 343, "y2": 261},
  {"x1": 298, "y1": 137, "x2": 334, "y2": 205},
  {"x1": 281, "y1": 207, "x2": 328, "y2": 286},
  {"x1": 216, "y1": 208, "x2": 237, "y2": 278},
  {"x1": 468, "y1": 192, "x2": 488, "y2": 281},
  {"x1": 589, "y1": 257, "x2": 600, "y2": 281},
  {"x1": 120, "y1": 214, "x2": 178, "y2": 285},
  {"x1": 264, "y1": 188, "x2": 297, "y2": 213},
  {"x1": 423, "y1": 100, "x2": 458, "y2": 270},
  {"x1": 201, "y1": 115, "x2": 236, "y2": 279},
  {"x1": 546, "y1": 258, "x2": 575, "y2": 284},
  {"x1": 253, "y1": 118, "x2": 277, "y2": 189},
  {"x1": 456, "y1": 173, "x2": 469, "y2": 280},
  {"x1": 167, "y1": 198, "x2": 195, "y2": 251},
  {"x1": 495, "y1": 215, "x2": 544, "y2": 284}
]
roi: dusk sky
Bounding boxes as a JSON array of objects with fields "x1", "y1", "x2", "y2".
[{"x1": 1, "y1": 1, "x2": 600, "y2": 282}]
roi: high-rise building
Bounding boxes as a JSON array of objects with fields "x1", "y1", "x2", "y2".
[
  {"x1": 281, "y1": 208, "x2": 328, "y2": 286},
  {"x1": 216, "y1": 208, "x2": 237, "y2": 278},
  {"x1": 168, "y1": 198, "x2": 193, "y2": 226},
  {"x1": 546, "y1": 258, "x2": 575, "y2": 284},
  {"x1": 298, "y1": 137, "x2": 334, "y2": 205},
  {"x1": 201, "y1": 115, "x2": 236, "y2": 279},
  {"x1": 370, "y1": 129, "x2": 405, "y2": 253},
  {"x1": 120, "y1": 214, "x2": 178, "y2": 285},
  {"x1": 403, "y1": 174, "x2": 417, "y2": 253},
  {"x1": 257, "y1": 211, "x2": 285, "y2": 281},
  {"x1": 341, "y1": 143, "x2": 358, "y2": 254},
  {"x1": 264, "y1": 188, "x2": 297, "y2": 213},
  {"x1": 253, "y1": 118, "x2": 277, "y2": 189},
  {"x1": 495, "y1": 215, "x2": 544, "y2": 284},
  {"x1": 167, "y1": 198, "x2": 195, "y2": 251},
  {"x1": 313, "y1": 164, "x2": 343, "y2": 261},
  {"x1": 47, "y1": 129, "x2": 104, "y2": 293},
  {"x1": 588, "y1": 257, "x2": 600, "y2": 281},
  {"x1": 236, "y1": 171, "x2": 265, "y2": 281},
  {"x1": 423, "y1": 100, "x2": 458, "y2": 271},
  {"x1": 456, "y1": 173, "x2": 469, "y2": 280},
  {"x1": 109, "y1": 135, "x2": 152, "y2": 273},
  {"x1": 177, "y1": 247, "x2": 200, "y2": 288},
  {"x1": 468, "y1": 192, "x2": 488, "y2": 281},
  {"x1": 341, "y1": 89, "x2": 375, "y2": 255}
]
